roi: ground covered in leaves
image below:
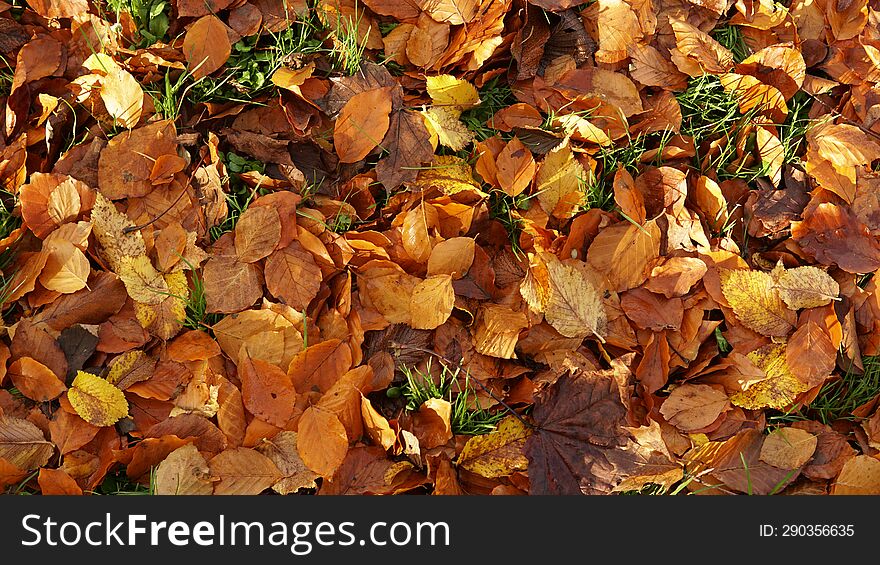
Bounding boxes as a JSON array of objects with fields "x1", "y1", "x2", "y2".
[{"x1": 1, "y1": 0, "x2": 880, "y2": 496}]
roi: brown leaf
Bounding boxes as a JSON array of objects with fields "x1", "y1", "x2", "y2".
[
  {"x1": 496, "y1": 137, "x2": 535, "y2": 197},
  {"x1": 208, "y1": 447, "x2": 282, "y2": 495},
  {"x1": 587, "y1": 220, "x2": 660, "y2": 292},
  {"x1": 254, "y1": 431, "x2": 318, "y2": 494},
  {"x1": 785, "y1": 320, "x2": 836, "y2": 388},
  {"x1": 234, "y1": 206, "x2": 282, "y2": 263},
  {"x1": 376, "y1": 109, "x2": 433, "y2": 190},
  {"x1": 264, "y1": 241, "x2": 322, "y2": 311},
  {"x1": 287, "y1": 339, "x2": 352, "y2": 394},
  {"x1": 38, "y1": 468, "x2": 83, "y2": 495},
  {"x1": 759, "y1": 427, "x2": 817, "y2": 470},
  {"x1": 524, "y1": 359, "x2": 634, "y2": 494},
  {"x1": 321, "y1": 446, "x2": 423, "y2": 495},
  {"x1": 0, "y1": 416, "x2": 55, "y2": 471},
  {"x1": 831, "y1": 455, "x2": 880, "y2": 495},
  {"x1": 792, "y1": 203, "x2": 880, "y2": 274},
  {"x1": 660, "y1": 384, "x2": 730, "y2": 432},
  {"x1": 156, "y1": 443, "x2": 215, "y2": 495},
  {"x1": 97, "y1": 121, "x2": 178, "y2": 200},
  {"x1": 183, "y1": 15, "x2": 232, "y2": 79},
  {"x1": 202, "y1": 255, "x2": 264, "y2": 313}
]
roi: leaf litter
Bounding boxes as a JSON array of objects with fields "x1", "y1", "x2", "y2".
[{"x1": 0, "y1": 0, "x2": 879, "y2": 496}]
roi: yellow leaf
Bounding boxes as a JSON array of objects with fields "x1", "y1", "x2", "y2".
[
  {"x1": 38, "y1": 239, "x2": 90, "y2": 294},
  {"x1": 419, "y1": 0, "x2": 478, "y2": 25},
  {"x1": 720, "y1": 269, "x2": 795, "y2": 336},
  {"x1": 422, "y1": 107, "x2": 474, "y2": 151},
  {"x1": 730, "y1": 344, "x2": 810, "y2": 410},
  {"x1": 101, "y1": 67, "x2": 144, "y2": 129},
  {"x1": 90, "y1": 192, "x2": 146, "y2": 271},
  {"x1": 522, "y1": 254, "x2": 607, "y2": 341},
  {"x1": 135, "y1": 271, "x2": 187, "y2": 339},
  {"x1": 68, "y1": 371, "x2": 129, "y2": 427},
  {"x1": 413, "y1": 155, "x2": 485, "y2": 196},
  {"x1": 426, "y1": 75, "x2": 480, "y2": 110},
  {"x1": 535, "y1": 141, "x2": 587, "y2": 219},
  {"x1": 106, "y1": 350, "x2": 147, "y2": 386},
  {"x1": 119, "y1": 255, "x2": 169, "y2": 305},
  {"x1": 772, "y1": 265, "x2": 840, "y2": 310},
  {"x1": 457, "y1": 416, "x2": 531, "y2": 478},
  {"x1": 756, "y1": 126, "x2": 784, "y2": 187}
]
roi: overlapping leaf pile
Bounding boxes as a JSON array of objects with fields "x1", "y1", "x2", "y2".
[{"x1": 1, "y1": 0, "x2": 880, "y2": 495}]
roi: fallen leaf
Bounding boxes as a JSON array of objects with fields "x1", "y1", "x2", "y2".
[
  {"x1": 410, "y1": 275, "x2": 455, "y2": 330},
  {"x1": 660, "y1": 384, "x2": 730, "y2": 432},
  {"x1": 8, "y1": 357, "x2": 66, "y2": 402},
  {"x1": 759, "y1": 427, "x2": 818, "y2": 470},
  {"x1": 457, "y1": 416, "x2": 531, "y2": 478},
  {"x1": 334, "y1": 87, "x2": 393, "y2": 163},
  {"x1": 297, "y1": 406, "x2": 348, "y2": 478},
  {"x1": 524, "y1": 359, "x2": 634, "y2": 494},
  {"x1": 183, "y1": 15, "x2": 232, "y2": 79},
  {"x1": 773, "y1": 265, "x2": 840, "y2": 309},
  {"x1": 255, "y1": 431, "x2": 319, "y2": 494},
  {"x1": 67, "y1": 371, "x2": 129, "y2": 427},
  {"x1": 720, "y1": 269, "x2": 796, "y2": 336},
  {"x1": 0, "y1": 416, "x2": 54, "y2": 470},
  {"x1": 208, "y1": 447, "x2": 282, "y2": 495},
  {"x1": 155, "y1": 443, "x2": 215, "y2": 495},
  {"x1": 831, "y1": 455, "x2": 880, "y2": 495}
]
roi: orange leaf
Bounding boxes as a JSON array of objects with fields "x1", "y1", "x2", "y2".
[
  {"x1": 238, "y1": 355, "x2": 298, "y2": 428},
  {"x1": 334, "y1": 87, "x2": 393, "y2": 163},
  {"x1": 183, "y1": 15, "x2": 232, "y2": 80},
  {"x1": 38, "y1": 468, "x2": 83, "y2": 495},
  {"x1": 496, "y1": 137, "x2": 535, "y2": 197},
  {"x1": 297, "y1": 406, "x2": 348, "y2": 478},
  {"x1": 8, "y1": 357, "x2": 66, "y2": 402}
]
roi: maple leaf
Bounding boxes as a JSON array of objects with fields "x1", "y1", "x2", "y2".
[{"x1": 524, "y1": 359, "x2": 634, "y2": 495}]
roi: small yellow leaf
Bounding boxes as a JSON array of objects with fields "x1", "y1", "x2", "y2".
[
  {"x1": 720, "y1": 269, "x2": 795, "y2": 336},
  {"x1": 730, "y1": 344, "x2": 810, "y2": 410},
  {"x1": 119, "y1": 255, "x2": 169, "y2": 305},
  {"x1": 46, "y1": 178, "x2": 81, "y2": 225},
  {"x1": 457, "y1": 416, "x2": 531, "y2": 478},
  {"x1": 422, "y1": 107, "x2": 474, "y2": 151},
  {"x1": 90, "y1": 192, "x2": 146, "y2": 271},
  {"x1": 522, "y1": 254, "x2": 607, "y2": 341},
  {"x1": 773, "y1": 265, "x2": 840, "y2": 310},
  {"x1": 101, "y1": 67, "x2": 144, "y2": 129},
  {"x1": 426, "y1": 75, "x2": 480, "y2": 110},
  {"x1": 68, "y1": 371, "x2": 129, "y2": 427},
  {"x1": 535, "y1": 141, "x2": 587, "y2": 219}
]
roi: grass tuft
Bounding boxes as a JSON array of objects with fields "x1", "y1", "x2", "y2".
[
  {"x1": 460, "y1": 77, "x2": 516, "y2": 142},
  {"x1": 397, "y1": 360, "x2": 504, "y2": 436},
  {"x1": 712, "y1": 24, "x2": 751, "y2": 63}
]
